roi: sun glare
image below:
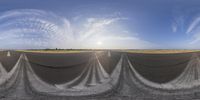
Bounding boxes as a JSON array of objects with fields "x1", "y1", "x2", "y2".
[{"x1": 97, "y1": 41, "x2": 102, "y2": 45}]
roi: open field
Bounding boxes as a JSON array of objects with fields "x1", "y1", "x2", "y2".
[
  {"x1": 1, "y1": 50, "x2": 200, "y2": 100},
  {"x1": 16, "y1": 49, "x2": 200, "y2": 54},
  {"x1": 125, "y1": 49, "x2": 200, "y2": 54},
  {"x1": 17, "y1": 50, "x2": 91, "y2": 53}
]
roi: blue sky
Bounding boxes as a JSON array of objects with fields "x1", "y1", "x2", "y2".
[{"x1": 0, "y1": 0, "x2": 200, "y2": 49}]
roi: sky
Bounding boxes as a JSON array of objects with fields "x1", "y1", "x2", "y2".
[{"x1": 0, "y1": 0, "x2": 200, "y2": 49}]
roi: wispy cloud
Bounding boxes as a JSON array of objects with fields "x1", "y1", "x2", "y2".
[
  {"x1": 0, "y1": 9, "x2": 156, "y2": 49},
  {"x1": 172, "y1": 22, "x2": 177, "y2": 33},
  {"x1": 186, "y1": 17, "x2": 200, "y2": 34},
  {"x1": 171, "y1": 11, "x2": 200, "y2": 48},
  {"x1": 0, "y1": 9, "x2": 73, "y2": 49},
  {"x1": 80, "y1": 17, "x2": 126, "y2": 40},
  {"x1": 76, "y1": 17, "x2": 155, "y2": 49},
  {"x1": 186, "y1": 16, "x2": 200, "y2": 45}
]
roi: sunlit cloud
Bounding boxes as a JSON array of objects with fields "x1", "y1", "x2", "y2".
[
  {"x1": 79, "y1": 17, "x2": 126, "y2": 40},
  {"x1": 0, "y1": 9, "x2": 156, "y2": 49},
  {"x1": 83, "y1": 36, "x2": 156, "y2": 49}
]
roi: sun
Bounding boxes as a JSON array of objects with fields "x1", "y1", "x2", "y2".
[{"x1": 97, "y1": 41, "x2": 102, "y2": 45}]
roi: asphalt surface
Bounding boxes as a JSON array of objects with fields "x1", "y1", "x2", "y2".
[
  {"x1": 96, "y1": 51, "x2": 121, "y2": 74},
  {"x1": 26, "y1": 52, "x2": 91, "y2": 84},
  {"x1": 128, "y1": 52, "x2": 192, "y2": 83},
  {"x1": 0, "y1": 51, "x2": 20, "y2": 72},
  {"x1": 0, "y1": 51, "x2": 200, "y2": 100}
]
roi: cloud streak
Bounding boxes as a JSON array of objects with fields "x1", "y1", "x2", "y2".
[{"x1": 186, "y1": 16, "x2": 200, "y2": 45}]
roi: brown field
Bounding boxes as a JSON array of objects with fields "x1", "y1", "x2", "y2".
[
  {"x1": 125, "y1": 49, "x2": 200, "y2": 54},
  {"x1": 17, "y1": 50, "x2": 91, "y2": 53},
  {"x1": 17, "y1": 49, "x2": 200, "y2": 54}
]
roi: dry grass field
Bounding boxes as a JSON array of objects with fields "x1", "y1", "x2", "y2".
[
  {"x1": 17, "y1": 49, "x2": 200, "y2": 54},
  {"x1": 17, "y1": 50, "x2": 91, "y2": 53},
  {"x1": 125, "y1": 49, "x2": 200, "y2": 54}
]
